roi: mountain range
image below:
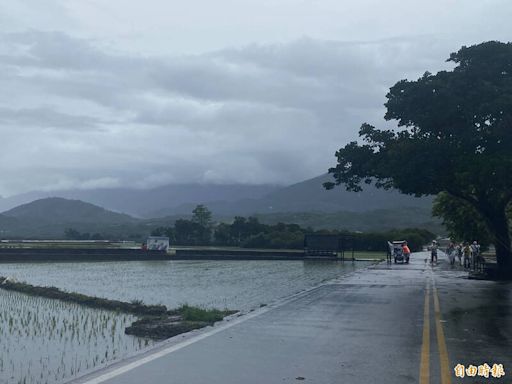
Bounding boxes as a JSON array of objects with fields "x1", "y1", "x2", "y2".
[
  {"x1": 0, "y1": 183, "x2": 278, "y2": 218},
  {"x1": 0, "y1": 174, "x2": 441, "y2": 239},
  {"x1": 156, "y1": 174, "x2": 434, "y2": 217},
  {"x1": 0, "y1": 174, "x2": 432, "y2": 217}
]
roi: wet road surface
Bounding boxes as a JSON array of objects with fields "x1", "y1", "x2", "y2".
[{"x1": 70, "y1": 253, "x2": 512, "y2": 384}]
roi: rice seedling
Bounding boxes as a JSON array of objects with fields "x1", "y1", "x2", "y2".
[{"x1": 0, "y1": 289, "x2": 154, "y2": 384}]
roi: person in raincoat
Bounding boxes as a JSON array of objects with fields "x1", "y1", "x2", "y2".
[{"x1": 402, "y1": 241, "x2": 411, "y2": 261}]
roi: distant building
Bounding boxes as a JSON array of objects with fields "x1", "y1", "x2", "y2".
[{"x1": 146, "y1": 236, "x2": 169, "y2": 251}]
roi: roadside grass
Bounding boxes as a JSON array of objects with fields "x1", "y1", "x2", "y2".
[{"x1": 177, "y1": 304, "x2": 237, "y2": 322}]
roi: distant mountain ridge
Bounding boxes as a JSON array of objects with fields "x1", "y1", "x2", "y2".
[
  {"x1": 152, "y1": 174, "x2": 433, "y2": 217},
  {"x1": 0, "y1": 184, "x2": 279, "y2": 217},
  {"x1": 3, "y1": 197, "x2": 135, "y2": 224},
  {"x1": 0, "y1": 198, "x2": 141, "y2": 239},
  {"x1": 0, "y1": 174, "x2": 435, "y2": 229},
  {"x1": 0, "y1": 194, "x2": 441, "y2": 239}
]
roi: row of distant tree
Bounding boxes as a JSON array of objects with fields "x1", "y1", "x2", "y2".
[
  {"x1": 64, "y1": 228, "x2": 105, "y2": 240},
  {"x1": 149, "y1": 204, "x2": 434, "y2": 251}
]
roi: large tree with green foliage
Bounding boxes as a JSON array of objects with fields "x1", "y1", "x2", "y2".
[
  {"x1": 324, "y1": 41, "x2": 512, "y2": 277},
  {"x1": 432, "y1": 192, "x2": 494, "y2": 247}
]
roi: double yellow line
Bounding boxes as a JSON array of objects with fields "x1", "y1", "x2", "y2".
[
  {"x1": 419, "y1": 280, "x2": 451, "y2": 384},
  {"x1": 419, "y1": 283, "x2": 430, "y2": 383}
]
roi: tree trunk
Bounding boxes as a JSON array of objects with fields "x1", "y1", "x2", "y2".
[{"x1": 486, "y1": 209, "x2": 512, "y2": 279}]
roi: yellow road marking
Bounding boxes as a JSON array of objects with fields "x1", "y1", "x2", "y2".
[
  {"x1": 419, "y1": 283, "x2": 430, "y2": 384},
  {"x1": 433, "y1": 285, "x2": 451, "y2": 384}
]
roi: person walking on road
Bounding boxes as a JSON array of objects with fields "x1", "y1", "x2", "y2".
[
  {"x1": 430, "y1": 240, "x2": 438, "y2": 264},
  {"x1": 456, "y1": 243, "x2": 463, "y2": 266},
  {"x1": 387, "y1": 241, "x2": 393, "y2": 264},
  {"x1": 447, "y1": 242, "x2": 456, "y2": 266},
  {"x1": 463, "y1": 242, "x2": 471, "y2": 268},
  {"x1": 470, "y1": 241, "x2": 480, "y2": 269}
]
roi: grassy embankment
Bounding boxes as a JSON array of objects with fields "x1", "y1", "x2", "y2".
[
  {"x1": 0, "y1": 277, "x2": 236, "y2": 340},
  {"x1": 0, "y1": 240, "x2": 134, "y2": 249}
]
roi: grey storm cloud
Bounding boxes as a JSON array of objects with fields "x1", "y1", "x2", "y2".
[
  {"x1": 0, "y1": 106, "x2": 101, "y2": 130},
  {"x1": 3, "y1": 31, "x2": 447, "y2": 112},
  {"x1": 0, "y1": 23, "x2": 504, "y2": 195}
]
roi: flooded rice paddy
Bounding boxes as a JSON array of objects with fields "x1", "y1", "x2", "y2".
[
  {"x1": 0, "y1": 260, "x2": 367, "y2": 311},
  {"x1": 0, "y1": 289, "x2": 152, "y2": 384},
  {"x1": 0, "y1": 260, "x2": 369, "y2": 383}
]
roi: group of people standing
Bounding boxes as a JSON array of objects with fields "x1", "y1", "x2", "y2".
[
  {"x1": 391, "y1": 239, "x2": 483, "y2": 269},
  {"x1": 444, "y1": 241, "x2": 481, "y2": 268}
]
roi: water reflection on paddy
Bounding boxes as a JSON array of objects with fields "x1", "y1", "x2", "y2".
[{"x1": 1, "y1": 260, "x2": 368, "y2": 311}]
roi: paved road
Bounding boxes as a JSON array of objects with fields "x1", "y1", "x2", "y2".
[{"x1": 71, "y1": 253, "x2": 512, "y2": 384}]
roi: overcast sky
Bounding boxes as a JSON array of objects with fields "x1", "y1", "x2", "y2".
[{"x1": 0, "y1": 0, "x2": 510, "y2": 196}]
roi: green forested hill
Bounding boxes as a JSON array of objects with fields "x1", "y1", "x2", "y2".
[
  {"x1": 0, "y1": 198, "x2": 141, "y2": 239},
  {"x1": 254, "y1": 207, "x2": 443, "y2": 234},
  {"x1": 3, "y1": 198, "x2": 136, "y2": 224}
]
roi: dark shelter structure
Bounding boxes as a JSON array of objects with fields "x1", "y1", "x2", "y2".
[{"x1": 304, "y1": 234, "x2": 352, "y2": 259}]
